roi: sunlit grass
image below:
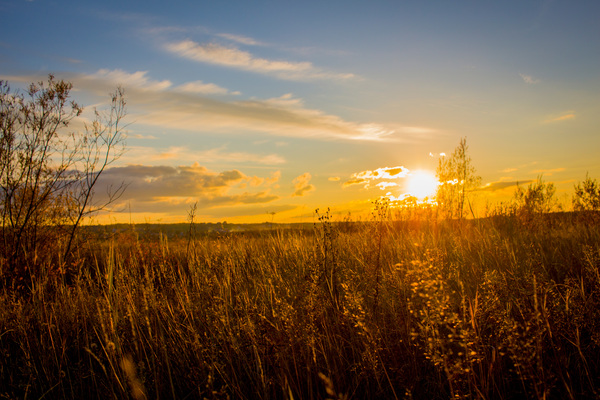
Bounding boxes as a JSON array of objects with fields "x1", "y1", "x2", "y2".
[{"x1": 1, "y1": 210, "x2": 600, "y2": 399}]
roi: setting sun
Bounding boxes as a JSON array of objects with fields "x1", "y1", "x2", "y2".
[{"x1": 406, "y1": 170, "x2": 439, "y2": 200}]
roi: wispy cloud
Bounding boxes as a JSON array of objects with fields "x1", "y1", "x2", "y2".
[
  {"x1": 292, "y1": 173, "x2": 315, "y2": 197},
  {"x1": 3, "y1": 70, "x2": 423, "y2": 142},
  {"x1": 344, "y1": 166, "x2": 409, "y2": 188},
  {"x1": 216, "y1": 33, "x2": 265, "y2": 46},
  {"x1": 128, "y1": 133, "x2": 157, "y2": 140},
  {"x1": 164, "y1": 39, "x2": 355, "y2": 81},
  {"x1": 531, "y1": 167, "x2": 565, "y2": 175},
  {"x1": 176, "y1": 80, "x2": 241, "y2": 95},
  {"x1": 545, "y1": 112, "x2": 575, "y2": 123},
  {"x1": 123, "y1": 145, "x2": 285, "y2": 166},
  {"x1": 89, "y1": 70, "x2": 239, "y2": 96},
  {"x1": 478, "y1": 180, "x2": 533, "y2": 192},
  {"x1": 519, "y1": 73, "x2": 540, "y2": 84},
  {"x1": 89, "y1": 69, "x2": 172, "y2": 91}
]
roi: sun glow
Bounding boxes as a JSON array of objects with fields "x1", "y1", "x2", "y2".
[{"x1": 406, "y1": 170, "x2": 439, "y2": 199}]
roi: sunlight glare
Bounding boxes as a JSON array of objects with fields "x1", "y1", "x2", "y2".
[{"x1": 406, "y1": 170, "x2": 439, "y2": 199}]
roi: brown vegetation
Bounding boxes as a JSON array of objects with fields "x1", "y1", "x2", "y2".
[{"x1": 1, "y1": 209, "x2": 600, "y2": 399}]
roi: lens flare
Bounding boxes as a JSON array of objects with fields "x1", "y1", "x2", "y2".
[{"x1": 406, "y1": 170, "x2": 439, "y2": 199}]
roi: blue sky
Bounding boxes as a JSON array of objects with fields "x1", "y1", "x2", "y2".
[{"x1": 1, "y1": 0, "x2": 599, "y2": 222}]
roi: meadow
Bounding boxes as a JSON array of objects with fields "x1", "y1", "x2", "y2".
[{"x1": 1, "y1": 208, "x2": 600, "y2": 399}]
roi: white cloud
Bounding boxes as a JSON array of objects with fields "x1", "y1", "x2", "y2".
[
  {"x1": 519, "y1": 73, "x2": 540, "y2": 84},
  {"x1": 128, "y1": 133, "x2": 157, "y2": 140},
  {"x1": 88, "y1": 69, "x2": 172, "y2": 91},
  {"x1": 165, "y1": 39, "x2": 356, "y2": 81},
  {"x1": 176, "y1": 80, "x2": 241, "y2": 95},
  {"x1": 344, "y1": 166, "x2": 410, "y2": 188},
  {"x1": 3, "y1": 70, "x2": 431, "y2": 142},
  {"x1": 376, "y1": 181, "x2": 398, "y2": 190},
  {"x1": 166, "y1": 40, "x2": 311, "y2": 71},
  {"x1": 216, "y1": 33, "x2": 264, "y2": 46}
]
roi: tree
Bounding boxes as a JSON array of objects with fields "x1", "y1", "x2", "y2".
[
  {"x1": 435, "y1": 137, "x2": 480, "y2": 219},
  {"x1": 573, "y1": 173, "x2": 600, "y2": 211},
  {"x1": 512, "y1": 176, "x2": 559, "y2": 216},
  {"x1": 0, "y1": 75, "x2": 126, "y2": 287}
]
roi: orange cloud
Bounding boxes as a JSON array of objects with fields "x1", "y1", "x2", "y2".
[
  {"x1": 531, "y1": 167, "x2": 565, "y2": 176},
  {"x1": 122, "y1": 145, "x2": 284, "y2": 166},
  {"x1": 344, "y1": 166, "x2": 409, "y2": 188},
  {"x1": 545, "y1": 113, "x2": 575, "y2": 123},
  {"x1": 478, "y1": 180, "x2": 533, "y2": 192},
  {"x1": 292, "y1": 173, "x2": 315, "y2": 197}
]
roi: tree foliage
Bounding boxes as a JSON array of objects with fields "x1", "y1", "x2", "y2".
[
  {"x1": 0, "y1": 75, "x2": 126, "y2": 288},
  {"x1": 573, "y1": 173, "x2": 600, "y2": 211},
  {"x1": 512, "y1": 176, "x2": 560, "y2": 216},
  {"x1": 435, "y1": 137, "x2": 481, "y2": 219}
]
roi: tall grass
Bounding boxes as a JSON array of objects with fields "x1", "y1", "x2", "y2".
[{"x1": 1, "y1": 211, "x2": 600, "y2": 399}]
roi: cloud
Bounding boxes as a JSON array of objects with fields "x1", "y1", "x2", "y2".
[
  {"x1": 519, "y1": 73, "x2": 540, "y2": 84},
  {"x1": 176, "y1": 80, "x2": 240, "y2": 95},
  {"x1": 478, "y1": 180, "x2": 533, "y2": 192},
  {"x1": 344, "y1": 166, "x2": 410, "y2": 188},
  {"x1": 88, "y1": 69, "x2": 172, "y2": 91},
  {"x1": 122, "y1": 145, "x2": 285, "y2": 166},
  {"x1": 94, "y1": 163, "x2": 279, "y2": 211},
  {"x1": 545, "y1": 112, "x2": 575, "y2": 123},
  {"x1": 2, "y1": 70, "x2": 423, "y2": 142},
  {"x1": 215, "y1": 33, "x2": 265, "y2": 46},
  {"x1": 192, "y1": 147, "x2": 285, "y2": 165},
  {"x1": 265, "y1": 171, "x2": 281, "y2": 186},
  {"x1": 328, "y1": 176, "x2": 340, "y2": 182},
  {"x1": 499, "y1": 161, "x2": 539, "y2": 174},
  {"x1": 376, "y1": 182, "x2": 398, "y2": 190},
  {"x1": 128, "y1": 133, "x2": 157, "y2": 140},
  {"x1": 164, "y1": 39, "x2": 355, "y2": 81},
  {"x1": 292, "y1": 173, "x2": 315, "y2": 197},
  {"x1": 167, "y1": 40, "x2": 312, "y2": 72},
  {"x1": 103, "y1": 74, "x2": 398, "y2": 141},
  {"x1": 531, "y1": 167, "x2": 565, "y2": 176}
]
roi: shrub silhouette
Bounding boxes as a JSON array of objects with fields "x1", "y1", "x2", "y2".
[{"x1": 0, "y1": 75, "x2": 126, "y2": 289}]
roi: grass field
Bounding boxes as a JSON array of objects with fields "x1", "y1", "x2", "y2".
[{"x1": 2, "y1": 210, "x2": 600, "y2": 399}]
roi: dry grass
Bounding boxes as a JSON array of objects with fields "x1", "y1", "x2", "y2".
[{"x1": 1, "y1": 211, "x2": 600, "y2": 399}]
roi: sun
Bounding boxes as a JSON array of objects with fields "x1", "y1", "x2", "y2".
[{"x1": 406, "y1": 170, "x2": 439, "y2": 200}]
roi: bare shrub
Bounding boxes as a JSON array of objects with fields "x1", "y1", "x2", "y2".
[{"x1": 0, "y1": 75, "x2": 126, "y2": 289}]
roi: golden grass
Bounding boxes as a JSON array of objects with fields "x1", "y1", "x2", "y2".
[{"x1": 1, "y1": 212, "x2": 600, "y2": 399}]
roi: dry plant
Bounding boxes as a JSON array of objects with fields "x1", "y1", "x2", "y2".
[{"x1": 2, "y1": 174, "x2": 600, "y2": 398}]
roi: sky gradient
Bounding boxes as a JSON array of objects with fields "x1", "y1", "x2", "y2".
[{"x1": 1, "y1": 0, "x2": 599, "y2": 223}]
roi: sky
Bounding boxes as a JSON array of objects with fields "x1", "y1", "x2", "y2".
[{"x1": 1, "y1": 0, "x2": 599, "y2": 223}]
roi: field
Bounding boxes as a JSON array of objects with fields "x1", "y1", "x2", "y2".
[{"x1": 2, "y1": 210, "x2": 600, "y2": 399}]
